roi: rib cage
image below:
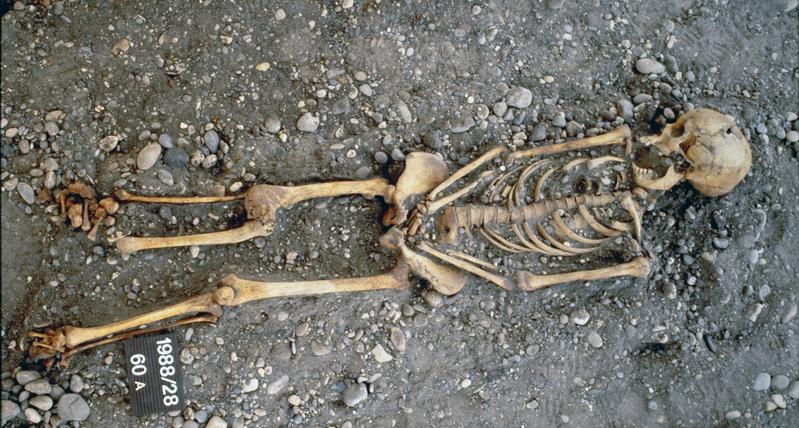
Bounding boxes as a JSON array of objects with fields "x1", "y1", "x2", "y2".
[{"x1": 430, "y1": 151, "x2": 638, "y2": 257}]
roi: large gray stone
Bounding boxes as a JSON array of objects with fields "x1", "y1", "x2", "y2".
[
  {"x1": 57, "y1": 393, "x2": 90, "y2": 422},
  {"x1": 505, "y1": 86, "x2": 533, "y2": 109}
]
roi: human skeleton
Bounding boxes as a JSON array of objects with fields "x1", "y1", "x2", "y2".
[{"x1": 28, "y1": 108, "x2": 752, "y2": 366}]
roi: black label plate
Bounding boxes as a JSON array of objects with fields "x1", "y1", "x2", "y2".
[{"x1": 123, "y1": 332, "x2": 184, "y2": 416}]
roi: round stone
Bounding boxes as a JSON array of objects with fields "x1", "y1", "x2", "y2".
[
  {"x1": 137, "y1": 143, "x2": 162, "y2": 170},
  {"x1": 264, "y1": 115, "x2": 281, "y2": 133},
  {"x1": 158, "y1": 133, "x2": 174, "y2": 148},
  {"x1": 342, "y1": 383, "x2": 368, "y2": 407},
  {"x1": 164, "y1": 147, "x2": 190, "y2": 168},
  {"x1": 506, "y1": 86, "x2": 533, "y2": 109},
  {"x1": 296, "y1": 112, "x2": 319, "y2": 132},
  {"x1": 753, "y1": 372, "x2": 771, "y2": 391},
  {"x1": 57, "y1": 393, "x2": 90, "y2": 422},
  {"x1": 203, "y1": 130, "x2": 220, "y2": 153},
  {"x1": 635, "y1": 58, "x2": 666, "y2": 75}
]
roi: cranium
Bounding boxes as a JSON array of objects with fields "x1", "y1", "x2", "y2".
[{"x1": 632, "y1": 108, "x2": 752, "y2": 196}]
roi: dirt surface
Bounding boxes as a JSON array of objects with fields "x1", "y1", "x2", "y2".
[{"x1": 2, "y1": 0, "x2": 798, "y2": 427}]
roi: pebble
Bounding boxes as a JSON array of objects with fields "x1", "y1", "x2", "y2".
[
  {"x1": 331, "y1": 97, "x2": 351, "y2": 115},
  {"x1": 396, "y1": 100, "x2": 413, "y2": 123},
  {"x1": 724, "y1": 410, "x2": 741, "y2": 420},
  {"x1": 371, "y1": 344, "x2": 393, "y2": 363},
  {"x1": 201, "y1": 154, "x2": 218, "y2": 169},
  {"x1": 98, "y1": 135, "x2": 119, "y2": 152},
  {"x1": 1, "y1": 400, "x2": 20, "y2": 425},
  {"x1": 45, "y1": 110, "x2": 62, "y2": 122},
  {"x1": 264, "y1": 115, "x2": 281, "y2": 133},
  {"x1": 267, "y1": 375, "x2": 289, "y2": 394},
  {"x1": 45, "y1": 121, "x2": 59, "y2": 136},
  {"x1": 492, "y1": 101, "x2": 508, "y2": 117},
  {"x1": 111, "y1": 38, "x2": 130, "y2": 56},
  {"x1": 159, "y1": 133, "x2": 174, "y2": 148},
  {"x1": 617, "y1": 99, "x2": 634, "y2": 120},
  {"x1": 296, "y1": 112, "x2": 319, "y2": 132},
  {"x1": 571, "y1": 309, "x2": 590, "y2": 325},
  {"x1": 25, "y1": 379, "x2": 52, "y2": 394},
  {"x1": 389, "y1": 327, "x2": 406, "y2": 352},
  {"x1": 24, "y1": 408, "x2": 41, "y2": 424},
  {"x1": 786, "y1": 130, "x2": 799, "y2": 143},
  {"x1": 753, "y1": 372, "x2": 771, "y2": 391},
  {"x1": 552, "y1": 112, "x2": 566, "y2": 128},
  {"x1": 57, "y1": 393, "x2": 90, "y2": 421},
  {"x1": 586, "y1": 331, "x2": 604, "y2": 348},
  {"x1": 505, "y1": 86, "x2": 533, "y2": 109},
  {"x1": 242, "y1": 378, "x2": 259, "y2": 393},
  {"x1": 787, "y1": 380, "x2": 799, "y2": 399},
  {"x1": 354, "y1": 166, "x2": 372, "y2": 179},
  {"x1": 635, "y1": 58, "x2": 666, "y2": 75},
  {"x1": 390, "y1": 148, "x2": 405, "y2": 161},
  {"x1": 771, "y1": 394, "x2": 787, "y2": 408},
  {"x1": 288, "y1": 394, "x2": 302, "y2": 406},
  {"x1": 206, "y1": 415, "x2": 228, "y2": 428},
  {"x1": 423, "y1": 131, "x2": 443, "y2": 149},
  {"x1": 450, "y1": 115, "x2": 475, "y2": 133},
  {"x1": 271, "y1": 342, "x2": 291, "y2": 360},
  {"x1": 374, "y1": 151, "x2": 388, "y2": 164},
  {"x1": 311, "y1": 341, "x2": 331, "y2": 356},
  {"x1": 342, "y1": 383, "x2": 368, "y2": 407},
  {"x1": 274, "y1": 8, "x2": 286, "y2": 21},
  {"x1": 423, "y1": 290, "x2": 443, "y2": 307},
  {"x1": 15, "y1": 370, "x2": 41, "y2": 385},
  {"x1": 29, "y1": 395, "x2": 53, "y2": 411},
  {"x1": 164, "y1": 148, "x2": 190, "y2": 168},
  {"x1": 203, "y1": 130, "x2": 220, "y2": 153},
  {"x1": 137, "y1": 143, "x2": 162, "y2": 170},
  {"x1": 529, "y1": 123, "x2": 547, "y2": 141},
  {"x1": 157, "y1": 169, "x2": 174, "y2": 186},
  {"x1": 772, "y1": 375, "x2": 790, "y2": 390},
  {"x1": 712, "y1": 237, "x2": 729, "y2": 249},
  {"x1": 359, "y1": 84, "x2": 373, "y2": 97},
  {"x1": 16, "y1": 182, "x2": 35, "y2": 204}
]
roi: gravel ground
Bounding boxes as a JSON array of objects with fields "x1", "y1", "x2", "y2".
[{"x1": 2, "y1": 0, "x2": 798, "y2": 427}]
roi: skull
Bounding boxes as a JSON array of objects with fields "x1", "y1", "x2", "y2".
[{"x1": 632, "y1": 108, "x2": 752, "y2": 196}]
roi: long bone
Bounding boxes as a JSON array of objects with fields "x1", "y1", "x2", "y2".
[
  {"x1": 28, "y1": 263, "x2": 412, "y2": 365},
  {"x1": 509, "y1": 125, "x2": 632, "y2": 161},
  {"x1": 516, "y1": 256, "x2": 650, "y2": 291},
  {"x1": 115, "y1": 178, "x2": 393, "y2": 255}
]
